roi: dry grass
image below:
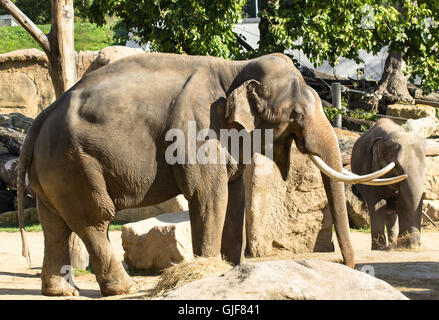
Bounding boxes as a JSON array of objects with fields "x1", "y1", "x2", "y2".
[{"x1": 148, "y1": 257, "x2": 233, "y2": 298}]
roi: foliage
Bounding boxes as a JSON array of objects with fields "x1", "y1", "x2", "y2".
[
  {"x1": 323, "y1": 107, "x2": 345, "y2": 123},
  {"x1": 0, "y1": 0, "x2": 51, "y2": 24},
  {"x1": 0, "y1": 22, "x2": 114, "y2": 53},
  {"x1": 0, "y1": 0, "x2": 94, "y2": 23},
  {"x1": 260, "y1": 0, "x2": 439, "y2": 93},
  {"x1": 74, "y1": 0, "x2": 94, "y2": 22},
  {"x1": 89, "y1": 0, "x2": 247, "y2": 59},
  {"x1": 87, "y1": 0, "x2": 439, "y2": 92},
  {"x1": 0, "y1": 223, "x2": 42, "y2": 232},
  {"x1": 347, "y1": 108, "x2": 379, "y2": 121},
  {"x1": 323, "y1": 106, "x2": 378, "y2": 124}
]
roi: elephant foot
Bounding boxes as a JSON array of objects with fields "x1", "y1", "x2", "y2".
[
  {"x1": 100, "y1": 277, "x2": 139, "y2": 297},
  {"x1": 43, "y1": 287, "x2": 80, "y2": 297},
  {"x1": 371, "y1": 237, "x2": 387, "y2": 251},
  {"x1": 397, "y1": 232, "x2": 421, "y2": 249},
  {"x1": 42, "y1": 281, "x2": 80, "y2": 297}
]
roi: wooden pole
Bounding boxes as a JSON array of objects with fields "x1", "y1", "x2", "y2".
[
  {"x1": 331, "y1": 82, "x2": 342, "y2": 128},
  {"x1": 48, "y1": 0, "x2": 77, "y2": 96}
]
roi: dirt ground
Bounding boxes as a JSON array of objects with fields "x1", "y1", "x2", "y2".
[{"x1": 0, "y1": 230, "x2": 438, "y2": 300}]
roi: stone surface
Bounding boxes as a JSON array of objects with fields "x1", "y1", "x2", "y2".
[
  {"x1": 114, "y1": 195, "x2": 188, "y2": 223},
  {"x1": 244, "y1": 144, "x2": 334, "y2": 257},
  {"x1": 85, "y1": 46, "x2": 144, "y2": 74},
  {"x1": 0, "y1": 207, "x2": 39, "y2": 226},
  {"x1": 402, "y1": 117, "x2": 439, "y2": 138},
  {"x1": 0, "y1": 47, "x2": 144, "y2": 117},
  {"x1": 424, "y1": 155, "x2": 439, "y2": 201},
  {"x1": 157, "y1": 260, "x2": 408, "y2": 300},
  {"x1": 422, "y1": 200, "x2": 439, "y2": 225},
  {"x1": 122, "y1": 211, "x2": 193, "y2": 270},
  {"x1": 0, "y1": 113, "x2": 33, "y2": 133},
  {"x1": 386, "y1": 104, "x2": 436, "y2": 124},
  {"x1": 345, "y1": 184, "x2": 370, "y2": 229},
  {"x1": 0, "y1": 49, "x2": 98, "y2": 117}
]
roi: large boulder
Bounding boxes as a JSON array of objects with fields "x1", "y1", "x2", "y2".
[
  {"x1": 402, "y1": 117, "x2": 439, "y2": 138},
  {"x1": 0, "y1": 49, "x2": 98, "y2": 117},
  {"x1": 424, "y1": 155, "x2": 439, "y2": 201},
  {"x1": 0, "y1": 207, "x2": 39, "y2": 226},
  {"x1": 122, "y1": 211, "x2": 193, "y2": 270},
  {"x1": 422, "y1": 200, "x2": 439, "y2": 226},
  {"x1": 244, "y1": 144, "x2": 334, "y2": 257},
  {"x1": 386, "y1": 103, "x2": 436, "y2": 125},
  {"x1": 85, "y1": 46, "x2": 144, "y2": 74},
  {"x1": 345, "y1": 184, "x2": 370, "y2": 229},
  {"x1": 114, "y1": 194, "x2": 188, "y2": 223},
  {"x1": 157, "y1": 260, "x2": 408, "y2": 300}
]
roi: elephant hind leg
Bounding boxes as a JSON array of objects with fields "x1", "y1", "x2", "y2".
[
  {"x1": 73, "y1": 223, "x2": 139, "y2": 297},
  {"x1": 37, "y1": 197, "x2": 79, "y2": 297}
]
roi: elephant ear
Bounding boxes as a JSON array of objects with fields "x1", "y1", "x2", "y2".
[{"x1": 226, "y1": 80, "x2": 263, "y2": 132}]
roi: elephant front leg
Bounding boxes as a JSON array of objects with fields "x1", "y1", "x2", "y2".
[
  {"x1": 221, "y1": 175, "x2": 246, "y2": 265},
  {"x1": 188, "y1": 184, "x2": 228, "y2": 260},
  {"x1": 397, "y1": 197, "x2": 422, "y2": 248},
  {"x1": 386, "y1": 213, "x2": 399, "y2": 248}
]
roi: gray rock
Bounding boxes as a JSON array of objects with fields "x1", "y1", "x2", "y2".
[
  {"x1": 157, "y1": 260, "x2": 408, "y2": 300},
  {"x1": 346, "y1": 184, "x2": 370, "y2": 229},
  {"x1": 402, "y1": 117, "x2": 439, "y2": 138},
  {"x1": 122, "y1": 211, "x2": 193, "y2": 270},
  {"x1": 244, "y1": 144, "x2": 334, "y2": 257},
  {"x1": 114, "y1": 195, "x2": 189, "y2": 223}
]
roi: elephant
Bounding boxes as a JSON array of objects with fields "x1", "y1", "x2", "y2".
[
  {"x1": 351, "y1": 118, "x2": 426, "y2": 250},
  {"x1": 16, "y1": 52, "x2": 404, "y2": 297}
]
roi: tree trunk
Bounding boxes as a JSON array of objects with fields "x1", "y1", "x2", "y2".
[
  {"x1": 47, "y1": 0, "x2": 77, "y2": 97},
  {"x1": 69, "y1": 232, "x2": 90, "y2": 270},
  {"x1": 365, "y1": 50, "x2": 415, "y2": 113}
]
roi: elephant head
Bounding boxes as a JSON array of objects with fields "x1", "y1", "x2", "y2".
[{"x1": 225, "y1": 53, "x2": 406, "y2": 268}]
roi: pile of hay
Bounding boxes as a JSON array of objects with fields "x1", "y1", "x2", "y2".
[{"x1": 150, "y1": 257, "x2": 233, "y2": 297}]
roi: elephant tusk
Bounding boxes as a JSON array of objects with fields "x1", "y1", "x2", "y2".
[
  {"x1": 309, "y1": 155, "x2": 401, "y2": 184},
  {"x1": 341, "y1": 168, "x2": 408, "y2": 185}
]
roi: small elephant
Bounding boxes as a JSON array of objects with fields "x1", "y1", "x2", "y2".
[
  {"x1": 351, "y1": 118, "x2": 426, "y2": 250},
  {"x1": 16, "y1": 53, "x2": 400, "y2": 297}
]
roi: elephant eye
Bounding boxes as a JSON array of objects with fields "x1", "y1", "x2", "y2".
[{"x1": 290, "y1": 110, "x2": 304, "y2": 121}]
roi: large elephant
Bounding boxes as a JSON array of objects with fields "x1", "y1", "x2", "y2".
[
  {"x1": 16, "y1": 53, "x2": 403, "y2": 297},
  {"x1": 351, "y1": 118, "x2": 426, "y2": 250}
]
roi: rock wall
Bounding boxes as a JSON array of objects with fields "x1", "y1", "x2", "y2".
[
  {"x1": 244, "y1": 144, "x2": 334, "y2": 257},
  {"x1": 423, "y1": 155, "x2": 439, "y2": 224},
  {"x1": 0, "y1": 46, "x2": 146, "y2": 118},
  {"x1": 0, "y1": 49, "x2": 98, "y2": 117}
]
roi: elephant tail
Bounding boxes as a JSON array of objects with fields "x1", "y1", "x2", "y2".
[{"x1": 17, "y1": 98, "x2": 62, "y2": 267}]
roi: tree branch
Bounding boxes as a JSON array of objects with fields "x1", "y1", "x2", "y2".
[
  {"x1": 0, "y1": 0, "x2": 50, "y2": 53},
  {"x1": 237, "y1": 35, "x2": 254, "y2": 52}
]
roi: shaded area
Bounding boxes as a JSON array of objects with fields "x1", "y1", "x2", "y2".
[{"x1": 356, "y1": 261, "x2": 439, "y2": 300}]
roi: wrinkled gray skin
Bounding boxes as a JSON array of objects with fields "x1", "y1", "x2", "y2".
[
  {"x1": 17, "y1": 53, "x2": 354, "y2": 297},
  {"x1": 351, "y1": 118, "x2": 425, "y2": 250}
]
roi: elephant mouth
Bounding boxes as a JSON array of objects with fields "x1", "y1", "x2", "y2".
[{"x1": 309, "y1": 155, "x2": 408, "y2": 186}]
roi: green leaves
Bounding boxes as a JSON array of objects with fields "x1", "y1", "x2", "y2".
[
  {"x1": 267, "y1": 0, "x2": 439, "y2": 93},
  {"x1": 87, "y1": 0, "x2": 439, "y2": 93},
  {"x1": 89, "y1": 0, "x2": 246, "y2": 59}
]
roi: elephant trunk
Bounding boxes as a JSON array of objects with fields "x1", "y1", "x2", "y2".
[
  {"x1": 302, "y1": 118, "x2": 355, "y2": 268},
  {"x1": 399, "y1": 174, "x2": 424, "y2": 235}
]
